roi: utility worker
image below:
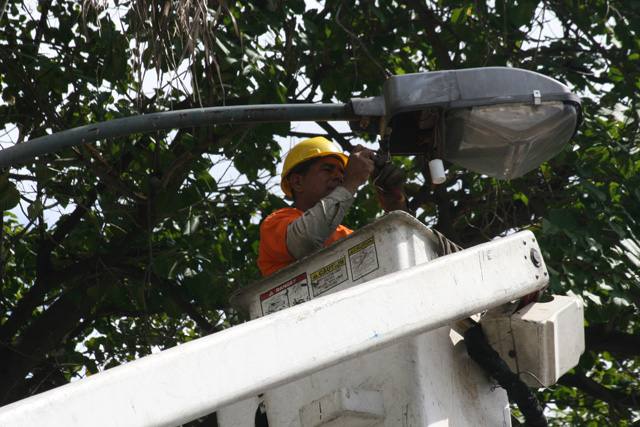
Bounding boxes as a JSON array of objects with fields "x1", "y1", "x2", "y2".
[{"x1": 258, "y1": 136, "x2": 405, "y2": 277}]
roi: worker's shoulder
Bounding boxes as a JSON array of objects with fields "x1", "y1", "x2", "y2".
[{"x1": 262, "y1": 207, "x2": 303, "y2": 224}]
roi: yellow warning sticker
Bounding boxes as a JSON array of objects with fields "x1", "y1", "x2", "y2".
[
  {"x1": 311, "y1": 257, "x2": 348, "y2": 297},
  {"x1": 348, "y1": 236, "x2": 379, "y2": 280},
  {"x1": 348, "y1": 236, "x2": 375, "y2": 255}
]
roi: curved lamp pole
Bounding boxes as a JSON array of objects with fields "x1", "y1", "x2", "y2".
[
  {"x1": 0, "y1": 104, "x2": 358, "y2": 168},
  {"x1": 0, "y1": 67, "x2": 582, "y2": 180}
]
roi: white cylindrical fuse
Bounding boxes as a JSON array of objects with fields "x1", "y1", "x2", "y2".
[{"x1": 429, "y1": 159, "x2": 446, "y2": 184}]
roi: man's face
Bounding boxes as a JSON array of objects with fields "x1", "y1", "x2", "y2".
[{"x1": 290, "y1": 156, "x2": 345, "y2": 211}]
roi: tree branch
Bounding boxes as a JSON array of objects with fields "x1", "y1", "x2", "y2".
[
  {"x1": 585, "y1": 325, "x2": 640, "y2": 356},
  {"x1": 558, "y1": 367, "x2": 640, "y2": 411},
  {"x1": 402, "y1": 0, "x2": 456, "y2": 69},
  {"x1": 0, "y1": 288, "x2": 95, "y2": 405},
  {"x1": 116, "y1": 264, "x2": 220, "y2": 335}
]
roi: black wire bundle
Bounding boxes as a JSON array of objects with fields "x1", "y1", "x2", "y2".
[{"x1": 464, "y1": 323, "x2": 548, "y2": 427}]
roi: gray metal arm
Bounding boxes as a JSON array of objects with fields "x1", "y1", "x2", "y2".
[{"x1": 0, "y1": 103, "x2": 358, "y2": 168}]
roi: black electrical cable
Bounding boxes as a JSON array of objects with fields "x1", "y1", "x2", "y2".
[{"x1": 464, "y1": 323, "x2": 548, "y2": 427}]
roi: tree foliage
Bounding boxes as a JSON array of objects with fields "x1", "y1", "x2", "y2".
[{"x1": 0, "y1": 0, "x2": 639, "y2": 425}]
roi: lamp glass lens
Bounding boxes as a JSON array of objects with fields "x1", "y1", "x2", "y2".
[{"x1": 443, "y1": 102, "x2": 577, "y2": 179}]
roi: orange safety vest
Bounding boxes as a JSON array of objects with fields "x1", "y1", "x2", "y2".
[{"x1": 258, "y1": 207, "x2": 352, "y2": 277}]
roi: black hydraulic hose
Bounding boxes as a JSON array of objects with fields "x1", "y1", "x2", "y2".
[{"x1": 464, "y1": 323, "x2": 548, "y2": 427}]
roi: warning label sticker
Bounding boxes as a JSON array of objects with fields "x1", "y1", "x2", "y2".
[
  {"x1": 348, "y1": 237, "x2": 379, "y2": 281},
  {"x1": 310, "y1": 257, "x2": 348, "y2": 297},
  {"x1": 260, "y1": 273, "x2": 310, "y2": 316}
]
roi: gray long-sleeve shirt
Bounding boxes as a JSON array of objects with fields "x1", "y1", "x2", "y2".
[{"x1": 286, "y1": 186, "x2": 354, "y2": 260}]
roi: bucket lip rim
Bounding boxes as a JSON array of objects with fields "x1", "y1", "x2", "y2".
[{"x1": 229, "y1": 211, "x2": 438, "y2": 316}]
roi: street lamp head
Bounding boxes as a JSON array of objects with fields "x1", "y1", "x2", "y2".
[{"x1": 349, "y1": 67, "x2": 582, "y2": 180}]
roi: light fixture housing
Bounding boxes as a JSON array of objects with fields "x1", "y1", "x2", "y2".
[{"x1": 349, "y1": 67, "x2": 582, "y2": 180}]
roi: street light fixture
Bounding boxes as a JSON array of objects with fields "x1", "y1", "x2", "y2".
[
  {"x1": 349, "y1": 67, "x2": 582, "y2": 180},
  {"x1": 0, "y1": 67, "x2": 581, "y2": 179}
]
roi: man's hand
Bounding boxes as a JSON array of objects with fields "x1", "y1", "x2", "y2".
[
  {"x1": 341, "y1": 144, "x2": 375, "y2": 195},
  {"x1": 371, "y1": 153, "x2": 407, "y2": 212}
]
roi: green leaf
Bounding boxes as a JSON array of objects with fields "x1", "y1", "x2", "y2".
[
  {"x1": 0, "y1": 176, "x2": 20, "y2": 211},
  {"x1": 183, "y1": 215, "x2": 200, "y2": 236},
  {"x1": 27, "y1": 199, "x2": 43, "y2": 221}
]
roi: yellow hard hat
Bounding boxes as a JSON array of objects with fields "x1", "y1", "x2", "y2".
[{"x1": 281, "y1": 137, "x2": 349, "y2": 197}]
